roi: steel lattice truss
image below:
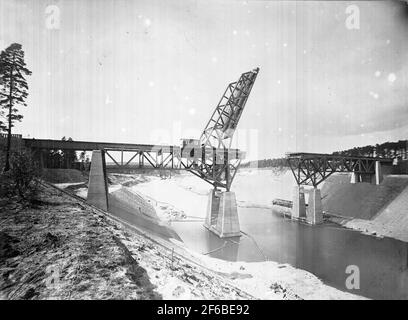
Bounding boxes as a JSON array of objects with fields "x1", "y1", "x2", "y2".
[
  {"x1": 200, "y1": 68, "x2": 259, "y2": 149},
  {"x1": 179, "y1": 146, "x2": 243, "y2": 190},
  {"x1": 286, "y1": 152, "x2": 393, "y2": 187},
  {"x1": 104, "y1": 147, "x2": 179, "y2": 170},
  {"x1": 103, "y1": 146, "x2": 244, "y2": 190},
  {"x1": 195, "y1": 68, "x2": 259, "y2": 190}
]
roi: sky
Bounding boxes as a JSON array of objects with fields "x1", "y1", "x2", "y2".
[{"x1": 0, "y1": 0, "x2": 407, "y2": 160}]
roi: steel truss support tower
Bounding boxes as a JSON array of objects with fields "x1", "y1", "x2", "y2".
[
  {"x1": 201, "y1": 68, "x2": 260, "y2": 149},
  {"x1": 194, "y1": 67, "x2": 259, "y2": 191}
]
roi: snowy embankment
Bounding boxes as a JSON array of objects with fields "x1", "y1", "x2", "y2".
[
  {"x1": 179, "y1": 247, "x2": 364, "y2": 300},
  {"x1": 131, "y1": 168, "x2": 296, "y2": 219},
  {"x1": 342, "y1": 180, "x2": 408, "y2": 242},
  {"x1": 321, "y1": 174, "x2": 408, "y2": 242},
  {"x1": 0, "y1": 183, "x2": 253, "y2": 300},
  {"x1": 51, "y1": 169, "x2": 365, "y2": 299},
  {"x1": 129, "y1": 169, "x2": 365, "y2": 300},
  {"x1": 0, "y1": 184, "x2": 159, "y2": 299}
]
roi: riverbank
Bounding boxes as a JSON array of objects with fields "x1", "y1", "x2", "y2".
[
  {"x1": 29, "y1": 170, "x2": 362, "y2": 299},
  {"x1": 0, "y1": 183, "x2": 158, "y2": 299},
  {"x1": 0, "y1": 183, "x2": 252, "y2": 300},
  {"x1": 338, "y1": 183, "x2": 408, "y2": 242},
  {"x1": 120, "y1": 173, "x2": 365, "y2": 300},
  {"x1": 321, "y1": 174, "x2": 408, "y2": 242}
]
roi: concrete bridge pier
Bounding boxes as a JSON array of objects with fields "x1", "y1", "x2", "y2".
[
  {"x1": 204, "y1": 189, "x2": 240, "y2": 238},
  {"x1": 204, "y1": 189, "x2": 221, "y2": 229},
  {"x1": 375, "y1": 161, "x2": 383, "y2": 185},
  {"x1": 350, "y1": 161, "x2": 383, "y2": 185},
  {"x1": 350, "y1": 171, "x2": 360, "y2": 184},
  {"x1": 292, "y1": 185, "x2": 306, "y2": 219},
  {"x1": 307, "y1": 188, "x2": 323, "y2": 224},
  {"x1": 87, "y1": 150, "x2": 109, "y2": 211}
]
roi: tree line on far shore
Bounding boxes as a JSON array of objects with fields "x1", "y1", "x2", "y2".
[
  {"x1": 332, "y1": 140, "x2": 408, "y2": 158},
  {"x1": 242, "y1": 140, "x2": 408, "y2": 169},
  {"x1": 241, "y1": 157, "x2": 288, "y2": 169}
]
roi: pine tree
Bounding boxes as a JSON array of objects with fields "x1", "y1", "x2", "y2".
[
  {"x1": 0, "y1": 73, "x2": 7, "y2": 133},
  {"x1": 0, "y1": 43, "x2": 32, "y2": 171}
]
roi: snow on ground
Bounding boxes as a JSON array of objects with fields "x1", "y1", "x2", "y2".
[
  {"x1": 108, "y1": 173, "x2": 150, "y2": 187},
  {"x1": 72, "y1": 168, "x2": 297, "y2": 220},
  {"x1": 55, "y1": 169, "x2": 383, "y2": 299},
  {"x1": 234, "y1": 168, "x2": 295, "y2": 207},
  {"x1": 154, "y1": 201, "x2": 187, "y2": 221},
  {"x1": 321, "y1": 175, "x2": 408, "y2": 242},
  {"x1": 342, "y1": 181, "x2": 408, "y2": 242},
  {"x1": 0, "y1": 184, "x2": 160, "y2": 300},
  {"x1": 0, "y1": 183, "x2": 253, "y2": 300},
  {"x1": 131, "y1": 175, "x2": 209, "y2": 219},
  {"x1": 53, "y1": 182, "x2": 86, "y2": 189},
  {"x1": 73, "y1": 185, "x2": 126, "y2": 200},
  {"x1": 131, "y1": 169, "x2": 297, "y2": 219},
  {"x1": 178, "y1": 246, "x2": 365, "y2": 300},
  {"x1": 129, "y1": 169, "x2": 366, "y2": 300},
  {"x1": 119, "y1": 232, "x2": 252, "y2": 300},
  {"x1": 75, "y1": 187, "x2": 88, "y2": 199},
  {"x1": 42, "y1": 168, "x2": 408, "y2": 300}
]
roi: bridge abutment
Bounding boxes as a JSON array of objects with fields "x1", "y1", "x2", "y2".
[
  {"x1": 87, "y1": 150, "x2": 109, "y2": 211},
  {"x1": 307, "y1": 188, "x2": 323, "y2": 224},
  {"x1": 204, "y1": 190, "x2": 241, "y2": 238},
  {"x1": 292, "y1": 185, "x2": 306, "y2": 219}
]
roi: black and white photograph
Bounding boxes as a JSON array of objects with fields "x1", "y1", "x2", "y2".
[{"x1": 1, "y1": 0, "x2": 408, "y2": 305}]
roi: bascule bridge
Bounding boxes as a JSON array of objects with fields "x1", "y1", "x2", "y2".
[{"x1": 24, "y1": 68, "x2": 260, "y2": 238}]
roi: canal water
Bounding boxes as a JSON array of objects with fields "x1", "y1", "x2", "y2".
[
  {"x1": 107, "y1": 183, "x2": 408, "y2": 300},
  {"x1": 167, "y1": 207, "x2": 408, "y2": 300},
  {"x1": 102, "y1": 171, "x2": 408, "y2": 299}
]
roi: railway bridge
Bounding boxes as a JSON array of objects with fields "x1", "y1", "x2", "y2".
[
  {"x1": 12, "y1": 67, "x2": 260, "y2": 239},
  {"x1": 6, "y1": 65, "x2": 393, "y2": 235},
  {"x1": 24, "y1": 137, "x2": 244, "y2": 189},
  {"x1": 286, "y1": 152, "x2": 394, "y2": 224}
]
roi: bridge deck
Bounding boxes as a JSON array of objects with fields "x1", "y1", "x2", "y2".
[
  {"x1": 24, "y1": 138, "x2": 244, "y2": 190},
  {"x1": 286, "y1": 152, "x2": 393, "y2": 163},
  {"x1": 286, "y1": 152, "x2": 393, "y2": 187},
  {"x1": 23, "y1": 138, "x2": 178, "y2": 152},
  {"x1": 23, "y1": 138, "x2": 242, "y2": 154}
]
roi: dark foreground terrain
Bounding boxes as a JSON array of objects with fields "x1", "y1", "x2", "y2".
[{"x1": 0, "y1": 182, "x2": 252, "y2": 300}]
